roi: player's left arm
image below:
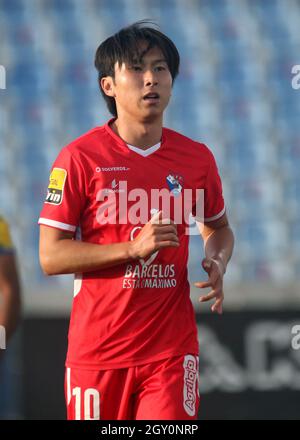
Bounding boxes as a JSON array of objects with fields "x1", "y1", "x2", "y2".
[{"x1": 194, "y1": 211, "x2": 234, "y2": 314}]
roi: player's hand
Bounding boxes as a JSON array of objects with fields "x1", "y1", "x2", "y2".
[
  {"x1": 129, "y1": 210, "x2": 179, "y2": 260},
  {"x1": 194, "y1": 258, "x2": 225, "y2": 314}
]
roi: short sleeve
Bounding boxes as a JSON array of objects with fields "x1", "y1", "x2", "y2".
[
  {"x1": 193, "y1": 149, "x2": 225, "y2": 222},
  {"x1": 38, "y1": 148, "x2": 86, "y2": 233},
  {"x1": 0, "y1": 216, "x2": 14, "y2": 254}
]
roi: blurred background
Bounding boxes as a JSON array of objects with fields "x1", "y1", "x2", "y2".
[{"x1": 0, "y1": 0, "x2": 300, "y2": 420}]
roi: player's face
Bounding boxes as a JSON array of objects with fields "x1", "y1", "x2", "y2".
[{"x1": 112, "y1": 44, "x2": 172, "y2": 121}]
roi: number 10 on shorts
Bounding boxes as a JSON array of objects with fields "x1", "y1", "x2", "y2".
[{"x1": 72, "y1": 387, "x2": 100, "y2": 420}]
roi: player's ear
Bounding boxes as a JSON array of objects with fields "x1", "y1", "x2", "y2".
[{"x1": 100, "y1": 76, "x2": 116, "y2": 98}]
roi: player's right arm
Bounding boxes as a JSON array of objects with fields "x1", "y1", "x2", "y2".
[{"x1": 39, "y1": 211, "x2": 179, "y2": 275}]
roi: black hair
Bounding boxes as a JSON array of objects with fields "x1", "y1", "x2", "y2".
[{"x1": 94, "y1": 19, "x2": 180, "y2": 117}]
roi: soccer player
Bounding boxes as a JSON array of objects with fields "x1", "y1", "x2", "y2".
[
  {"x1": 0, "y1": 216, "x2": 21, "y2": 351},
  {"x1": 38, "y1": 20, "x2": 234, "y2": 420}
]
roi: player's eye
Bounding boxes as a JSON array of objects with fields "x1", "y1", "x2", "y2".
[{"x1": 129, "y1": 65, "x2": 167, "y2": 72}]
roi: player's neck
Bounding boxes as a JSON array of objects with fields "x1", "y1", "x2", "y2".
[{"x1": 111, "y1": 115, "x2": 163, "y2": 150}]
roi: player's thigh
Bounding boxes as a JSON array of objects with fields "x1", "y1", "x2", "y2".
[
  {"x1": 64, "y1": 367, "x2": 135, "y2": 420},
  {"x1": 134, "y1": 354, "x2": 200, "y2": 420}
]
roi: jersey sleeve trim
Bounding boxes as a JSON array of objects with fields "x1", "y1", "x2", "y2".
[
  {"x1": 204, "y1": 205, "x2": 226, "y2": 222},
  {"x1": 38, "y1": 218, "x2": 76, "y2": 232},
  {"x1": 194, "y1": 205, "x2": 226, "y2": 222}
]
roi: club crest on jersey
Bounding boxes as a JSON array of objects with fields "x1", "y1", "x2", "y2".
[
  {"x1": 166, "y1": 173, "x2": 183, "y2": 197},
  {"x1": 45, "y1": 168, "x2": 67, "y2": 205}
]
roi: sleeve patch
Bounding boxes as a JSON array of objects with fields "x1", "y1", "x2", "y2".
[{"x1": 45, "y1": 168, "x2": 67, "y2": 205}]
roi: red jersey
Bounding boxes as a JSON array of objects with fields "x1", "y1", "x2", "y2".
[{"x1": 38, "y1": 117, "x2": 225, "y2": 370}]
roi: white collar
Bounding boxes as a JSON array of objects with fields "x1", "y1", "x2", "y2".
[{"x1": 127, "y1": 141, "x2": 161, "y2": 157}]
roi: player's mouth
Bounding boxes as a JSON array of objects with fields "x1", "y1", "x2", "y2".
[{"x1": 142, "y1": 92, "x2": 160, "y2": 103}]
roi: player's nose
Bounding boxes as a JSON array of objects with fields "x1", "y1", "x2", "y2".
[{"x1": 144, "y1": 71, "x2": 158, "y2": 87}]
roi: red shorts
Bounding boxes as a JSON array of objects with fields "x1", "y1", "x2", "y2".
[{"x1": 65, "y1": 354, "x2": 200, "y2": 420}]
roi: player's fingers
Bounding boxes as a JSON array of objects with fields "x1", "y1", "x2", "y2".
[
  {"x1": 150, "y1": 210, "x2": 163, "y2": 224},
  {"x1": 211, "y1": 297, "x2": 224, "y2": 314},
  {"x1": 194, "y1": 280, "x2": 212, "y2": 289},
  {"x1": 154, "y1": 223, "x2": 177, "y2": 231},
  {"x1": 157, "y1": 240, "x2": 180, "y2": 249},
  {"x1": 155, "y1": 225, "x2": 178, "y2": 236},
  {"x1": 198, "y1": 289, "x2": 217, "y2": 302},
  {"x1": 150, "y1": 210, "x2": 176, "y2": 226},
  {"x1": 159, "y1": 218, "x2": 176, "y2": 226},
  {"x1": 159, "y1": 232, "x2": 179, "y2": 242}
]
